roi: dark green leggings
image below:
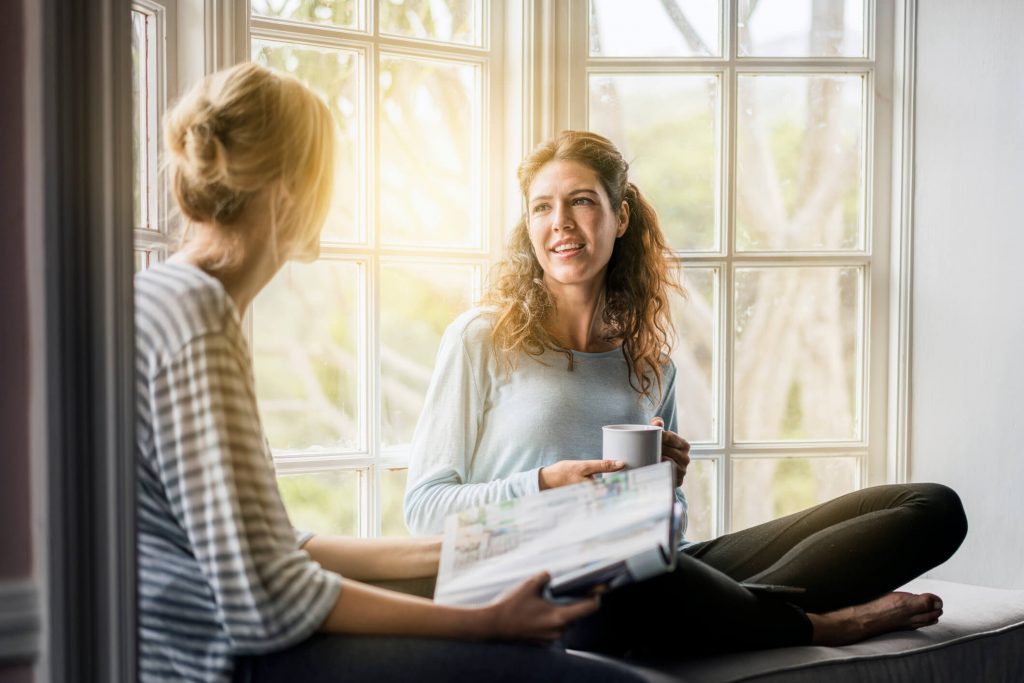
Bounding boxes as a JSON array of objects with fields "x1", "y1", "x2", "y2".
[{"x1": 564, "y1": 483, "x2": 968, "y2": 657}]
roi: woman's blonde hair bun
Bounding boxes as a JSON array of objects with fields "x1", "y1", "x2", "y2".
[
  {"x1": 164, "y1": 62, "x2": 335, "y2": 267},
  {"x1": 179, "y1": 108, "x2": 229, "y2": 182}
]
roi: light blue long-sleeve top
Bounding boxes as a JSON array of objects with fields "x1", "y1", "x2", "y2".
[{"x1": 404, "y1": 307, "x2": 687, "y2": 536}]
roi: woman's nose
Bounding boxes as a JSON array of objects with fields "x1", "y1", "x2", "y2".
[{"x1": 551, "y1": 202, "x2": 573, "y2": 231}]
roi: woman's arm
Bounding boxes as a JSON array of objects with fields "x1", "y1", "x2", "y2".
[
  {"x1": 404, "y1": 316, "x2": 541, "y2": 535},
  {"x1": 151, "y1": 335, "x2": 342, "y2": 652},
  {"x1": 303, "y1": 534, "x2": 441, "y2": 581},
  {"x1": 318, "y1": 572, "x2": 599, "y2": 642},
  {"x1": 405, "y1": 469, "x2": 542, "y2": 536}
]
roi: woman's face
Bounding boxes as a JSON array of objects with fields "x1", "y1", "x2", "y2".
[{"x1": 526, "y1": 160, "x2": 628, "y2": 295}]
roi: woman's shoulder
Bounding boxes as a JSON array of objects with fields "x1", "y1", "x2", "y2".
[
  {"x1": 444, "y1": 306, "x2": 497, "y2": 345},
  {"x1": 135, "y1": 261, "x2": 243, "y2": 365}
]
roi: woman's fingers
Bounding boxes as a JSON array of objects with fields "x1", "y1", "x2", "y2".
[
  {"x1": 581, "y1": 459, "x2": 625, "y2": 477},
  {"x1": 535, "y1": 597, "x2": 599, "y2": 641},
  {"x1": 663, "y1": 430, "x2": 691, "y2": 455},
  {"x1": 657, "y1": 429, "x2": 691, "y2": 486},
  {"x1": 541, "y1": 459, "x2": 627, "y2": 489},
  {"x1": 493, "y1": 572, "x2": 600, "y2": 642},
  {"x1": 558, "y1": 596, "x2": 600, "y2": 623},
  {"x1": 525, "y1": 571, "x2": 552, "y2": 593}
]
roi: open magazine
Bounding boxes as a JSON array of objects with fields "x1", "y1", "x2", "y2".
[{"x1": 434, "y1": 461, "x2": 683, "y2": 606}]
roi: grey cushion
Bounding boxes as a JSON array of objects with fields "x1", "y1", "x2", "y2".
[{"x1": 571, "y1": 579, "x2": 1024, "y2": 682}]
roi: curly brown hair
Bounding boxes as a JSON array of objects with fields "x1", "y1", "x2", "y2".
[{"x1": 482, "y1": 130, "x2": 684, "y2": 400}]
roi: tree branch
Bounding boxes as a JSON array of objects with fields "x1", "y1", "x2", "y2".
[{"x1": 658, "y1": 0, "x2": 711, "y2": 55}]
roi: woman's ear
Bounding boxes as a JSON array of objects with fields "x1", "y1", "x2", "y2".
[{"x1": 617, "y1": 200, "x2": 630, "y2": 238}]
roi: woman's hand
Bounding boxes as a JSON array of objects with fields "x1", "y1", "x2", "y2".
[
  {"x1": 481, "y1": 572, "x2": 599, "y2": 642},
  {"x1": 538, "y1": 459, "x2": 625, "y2": 490},
  {"x1": 651, "y1": 417, "x2": 690, "y2": 487}
]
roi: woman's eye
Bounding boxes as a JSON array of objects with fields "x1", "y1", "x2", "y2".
[
  {"x1": 531, "y1": 203, "x2": 549, "y2": 214},
  {"x1": 572, "y1": 197, "x2": 594, "y2": 206}
]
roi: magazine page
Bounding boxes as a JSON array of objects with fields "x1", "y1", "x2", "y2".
[{"x1": 435, "y1": 462, "x2": 675, "y2": 606}]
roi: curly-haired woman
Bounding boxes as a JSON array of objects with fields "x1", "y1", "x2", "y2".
[{"x1": 404, "y1": 130, "x2": 968, "y2": 656}]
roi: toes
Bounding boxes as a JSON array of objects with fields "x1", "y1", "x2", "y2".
[
  {"x1": 906, "y1": 592, "x2": 943, "y2": 614},
  {"x1": 907, "y1": 610, "x2": 942, "y2": 628}
]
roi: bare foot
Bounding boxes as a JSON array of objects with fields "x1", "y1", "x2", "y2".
[{"x1": 808, "y1": 592, "x2": 944, "y2": 646}]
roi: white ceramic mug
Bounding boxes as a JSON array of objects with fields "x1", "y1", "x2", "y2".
[{"x1": 602, "y1": 424, "x2": 663, "y2": 469}]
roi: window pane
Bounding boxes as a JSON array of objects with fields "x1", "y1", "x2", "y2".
[
  {"x1": 731, "y1": 456, "x2": 859, "y2": 531},
  {"x1": 739, "y1": 0, "x2": 865, "y2": 58},
  {"x1": 380, "y1": 55, "x2": 480, "y2": 248},
  {"x1": 278, "y1": 470, "x2": 360, "y2": 535},
  {"x1": 736, "y1": 74, "x2": 864, "y2": 251},
  {"x1": 379, "y1": 0, "x2": 482, "y2": 47},
  {"x1": 134, "y1": 250, "x2": 151, "y2": 273},
  {"x1": 254, "y1": 261, "x2": 363, "y2": 451},
  {"x1": 131, "y1": 10, "x2": 155, "y2": 231},
  {"x1": 253, "y1": 40, "x2": 362, "y2": 243},
  {"x1": 589, "y1": 74, "x2": 720, "y2": 251},
  {"x1": 671, "y1": 267, "x2": 718, "y2": 443},
  {"x1": 683, "y1": 458, "x2": 716, "y2": 542},
  {"x1": 734, "y1": 267, "x2": 863, "y2": 443},
  {"x1": 380, "y1": 262, "x2": 477, "y2": 447},
  {"x1": 131, "y1": 11, "x2": 144, "y2": 229},
  {"x1": 381, "y1": 468, "x2": 410, "y2": 536},
  {"x1": 251, "y1": 0, "x2": 359, "y2": 30},
  {"x1": 590, "y1": 0, "x2": 720, "y2": 57}
]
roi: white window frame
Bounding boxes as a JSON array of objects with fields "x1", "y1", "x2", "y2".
[
  {"x1": 132, "y1": 0, "x2": 178, "y2": 266},
  {"x1": 537, "y1": 0, "x2": 898, "y2": 538},
  {"x1": 245, "y1": 1, "x2": 509, "y2": 537}
]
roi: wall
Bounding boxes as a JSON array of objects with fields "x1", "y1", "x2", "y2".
[
  {"x1": 0, "y1": 0, "x2": 37, "y2": 679},
  {"x1": 910, "y1": 0, "x2": 1024, "y2": 588}
]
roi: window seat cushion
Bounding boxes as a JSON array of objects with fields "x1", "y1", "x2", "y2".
[{"x1": 569, "y1": 578, "x2": 1024, "y2": 682}]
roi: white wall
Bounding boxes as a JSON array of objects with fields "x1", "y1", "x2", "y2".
[{"x1": 910, "y1": 0, "x2": 1024, "y2": 588}]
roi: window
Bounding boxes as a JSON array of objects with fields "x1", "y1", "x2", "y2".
[
  {"x1": 131, "y1": 0, "x2": 176, "y2": 270},
  {"x1": 559, "y1": 0, "x2": 892, "y2": 540},
  {"x1": 135, "y1": 0, "x2": 897, "y2": 543},
  {"x1": 248, "y1": 0, "x2": 500, "y2": 536}
]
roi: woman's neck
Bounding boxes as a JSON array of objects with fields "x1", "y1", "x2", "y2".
[
  {"x1": 170, "y1": 222, "x2": 281, "y2": 314},
  {"x1": 544, "y1": 277, "x2": 619, "y2": 353}
]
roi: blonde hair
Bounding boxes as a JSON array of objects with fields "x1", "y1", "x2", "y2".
[
  {"x1": 483, "y1": 130, "x2": 684, "y2": 400},
  {"x1": 163, "y1": 62, "x2": 335, "y2": 271}
]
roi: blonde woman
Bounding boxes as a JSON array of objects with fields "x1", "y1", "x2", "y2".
[
  {"x1": 404, "y1": 131, "x2": 968, "y2": 656},
  {"x1": 135, "y1": 65, "x2": 639, "y2": 683}
]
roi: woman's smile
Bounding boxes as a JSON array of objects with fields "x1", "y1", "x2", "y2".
[{"x1": 550, "y1": 238, "x2": 586, "y2": 258}]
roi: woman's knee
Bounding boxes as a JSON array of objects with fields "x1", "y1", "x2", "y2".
[{"x1": 907, "y1": 483, "x2": 968, "y2": 549}]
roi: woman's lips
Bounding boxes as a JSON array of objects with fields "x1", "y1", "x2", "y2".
[{"x1": 550, "y1": 242, "x2": 584, "y2": 258}]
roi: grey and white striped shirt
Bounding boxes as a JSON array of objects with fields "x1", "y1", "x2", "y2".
[{"x1": 135, "y1": 262, "x2": 342, "y2": 682}]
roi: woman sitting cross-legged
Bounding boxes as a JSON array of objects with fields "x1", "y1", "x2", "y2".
[
  {"x1": 136, "y1": 64, "x2": 646, "y2": 683},
  {"x1": 403, "y1": 130, "x2": 969, "y2": 657}
]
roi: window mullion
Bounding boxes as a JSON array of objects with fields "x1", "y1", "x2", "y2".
[
  {"x1": 720, "y1": 0, "x2": 739, "y2": 537},
  {"x1": 367, "y1": 30, "x2": 382, "y2": 536}
]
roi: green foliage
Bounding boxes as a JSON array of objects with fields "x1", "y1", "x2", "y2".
[
  {"x1": 278, "y1": 471, "x2": 359, "y2": 535},
  {"x1": 626, "y1": 114, "x2": 717, "y2": 251},
  {"x1": 780, "y1": 380, "x2": 805, "y2": 440},
  {"x1": 772, "y1": 458, "x2": 816, "y2": 519},
  {"x1": 252, "y1": 0, "x2": 357, "y2": 28},
  {"x1": 381, "y1": 469, "x2": 410, "y2": 536},
  {"x1": 379, "y1": 0, "x2": 477, "y2": 44},
  {"x1": 277, "y1": 469, "x2": 410, "y2": 537},
  {"x1": 768, "y1": 119, "x2": 804, "y2": 217}
]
